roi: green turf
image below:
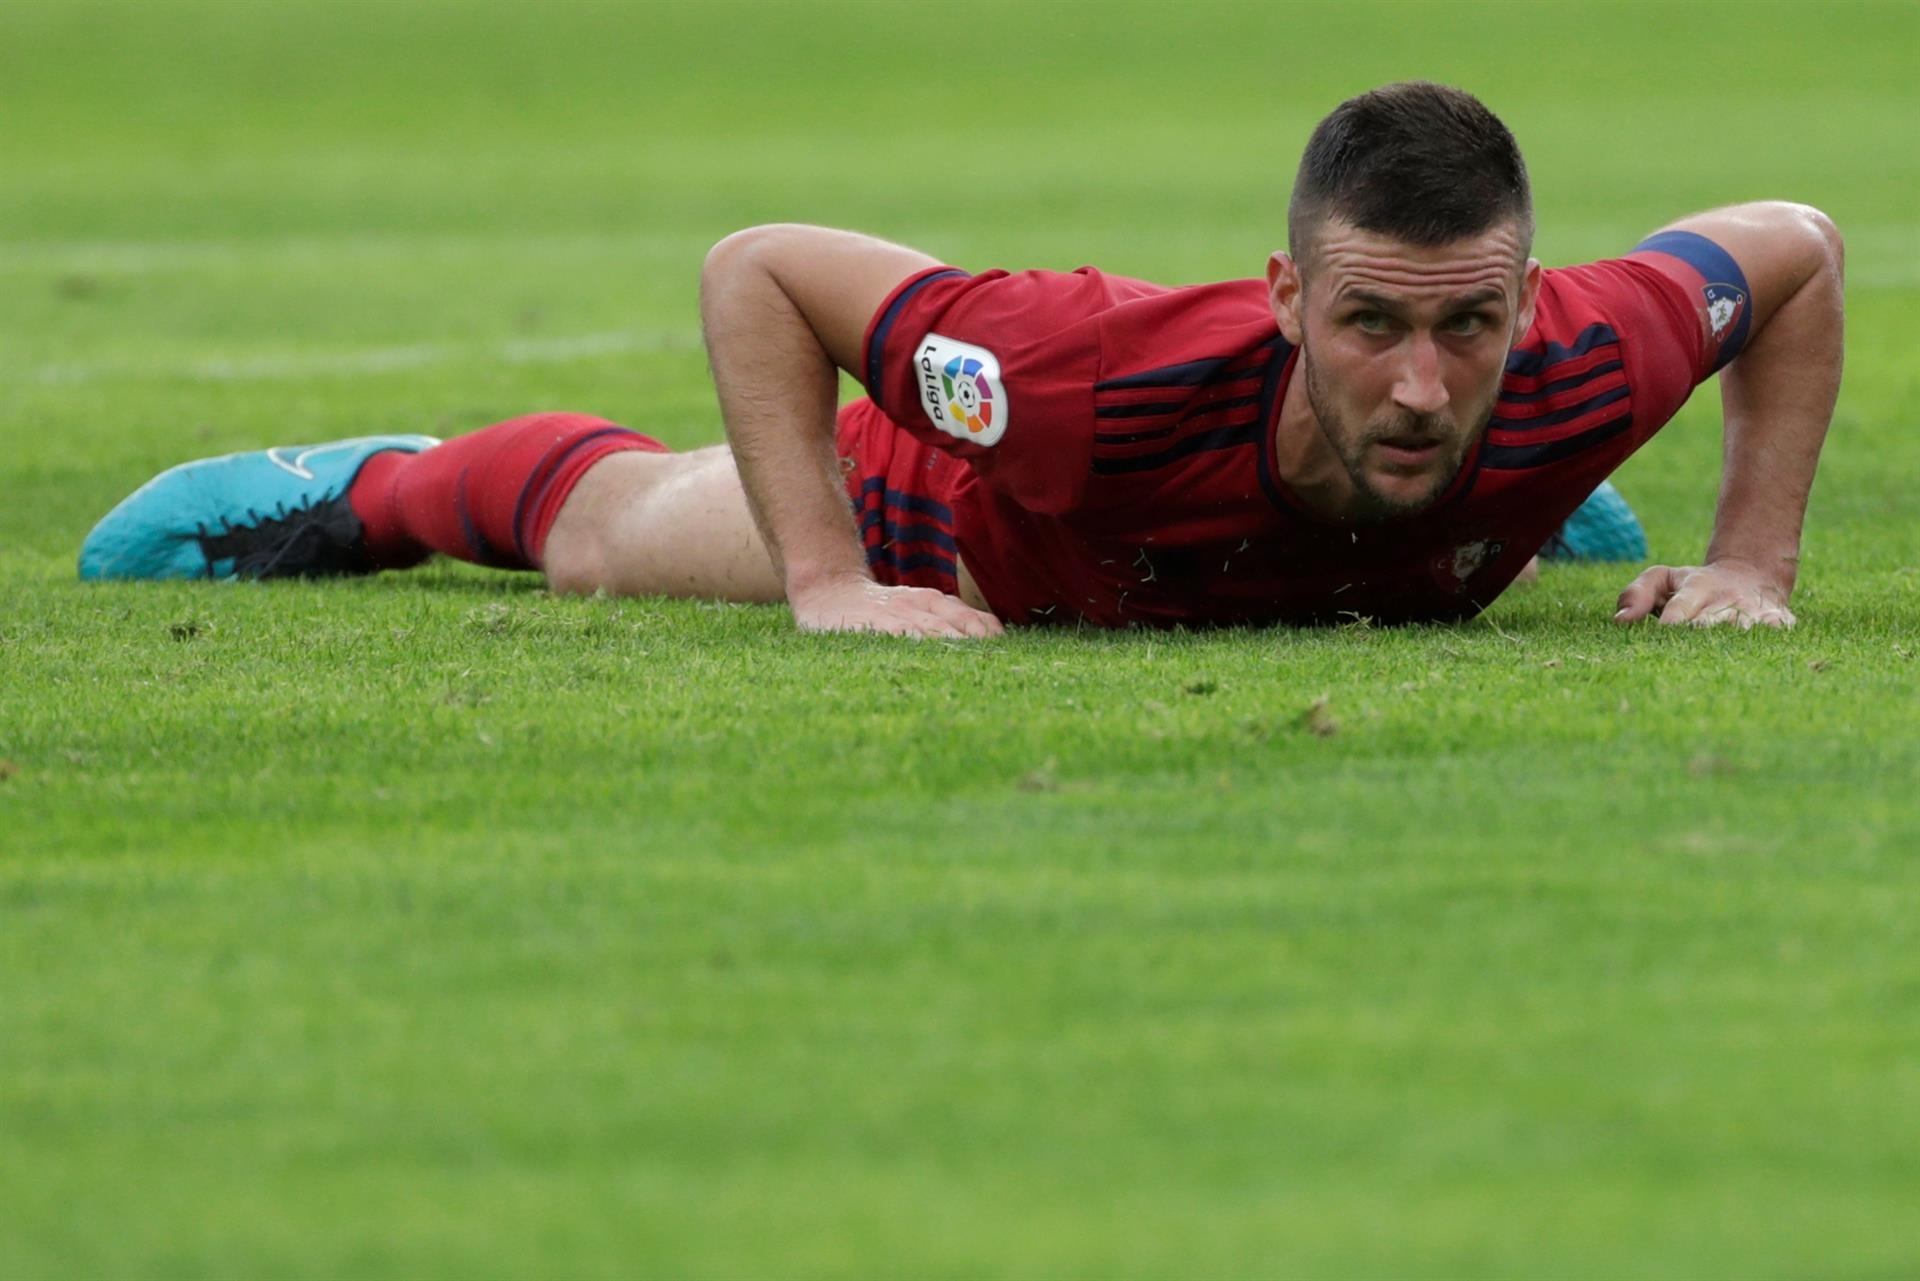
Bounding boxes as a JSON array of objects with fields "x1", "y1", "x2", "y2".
[{"x1": 3, "y1": 0, "x2": 1918, "y2": 1276}]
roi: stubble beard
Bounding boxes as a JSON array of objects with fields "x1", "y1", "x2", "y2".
[{"x1": 1301, "y1": 345, "x2": 1488, "y2": 523}]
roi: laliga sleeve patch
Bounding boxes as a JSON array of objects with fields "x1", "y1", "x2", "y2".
[{"x1": 915, "y1": 333, "x2": 1007, "y2": 446}]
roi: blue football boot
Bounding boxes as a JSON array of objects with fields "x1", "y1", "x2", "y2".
[
  {"x1": 79, "y1": 434, "x2": 439, "y2": 581},
  {"x1": 1538, "y1": 479, "x2": 1648, "y2": 563}
]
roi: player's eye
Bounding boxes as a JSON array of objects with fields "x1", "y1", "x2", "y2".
[
  {"x1": 1351, "y1": 310, "x2": 1391, "y2": 334},
  {"x1": 1442, "y1": 312, "x2": 1487, "y2": 336}
]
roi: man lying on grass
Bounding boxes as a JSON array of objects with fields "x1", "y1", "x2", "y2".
[{"x1": 81, "y1": 81, "x2": 1842, "y2": 637}]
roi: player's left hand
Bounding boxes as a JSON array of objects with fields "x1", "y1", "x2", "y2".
[{"x1": 1612, "y1": 560, "x2": 1796, "y2": 629}]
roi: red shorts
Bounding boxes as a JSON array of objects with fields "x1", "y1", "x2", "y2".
[{"x1": 835, "y1": 399, "x2": 969, "y2": 596}]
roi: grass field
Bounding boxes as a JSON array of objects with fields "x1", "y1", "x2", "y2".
[{"x1": 3, "y1": 0, "x2": 1918, "y2": 1275}]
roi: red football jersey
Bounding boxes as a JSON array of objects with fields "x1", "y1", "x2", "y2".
[{"x1": 856, "y1": 232, "x2": 1752, "y2": 626}]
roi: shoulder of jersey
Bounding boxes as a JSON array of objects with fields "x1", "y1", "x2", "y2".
[{"x1": 1484, "y1": 281, "x2": 1631, "y2": 470}]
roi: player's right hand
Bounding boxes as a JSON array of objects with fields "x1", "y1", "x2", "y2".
[{"x1": 789, "y1": 573, "x2": 1005, "y2": 639}]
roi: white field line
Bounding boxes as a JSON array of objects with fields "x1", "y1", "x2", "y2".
[
  {"x1": 6, "y1": 223, "x2": 1914, "y2": 386},
  {"x1": 26, "y1": 329, "x2": 701, "y2": 386},
  {"x1": 1851, "y1": 263, "x2": 1920, "y2": 290},
  {"x1": 4, "y1": 223, "x2": 1913, "y2": 276},
  {"x1": 0, "y1": 231, "x2": 709, "y2": 275}
]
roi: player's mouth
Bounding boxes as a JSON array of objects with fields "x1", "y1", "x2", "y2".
[{"x1": 1372, "y1": 435, "x2": 1446, "y2": 470}]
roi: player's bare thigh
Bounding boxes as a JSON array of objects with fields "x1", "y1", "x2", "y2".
[
  {"x1": 542, "y1": 443, "x2": 992, "y2": 609},
  {"x1": 542, "y1": 446, "x2": 784, "y2": 602}
]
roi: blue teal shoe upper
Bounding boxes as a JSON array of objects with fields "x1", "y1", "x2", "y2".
[
  {"x1": 1539, "y1": 479, "x2": 1648, "y2": 563},
  {"x1": 78, "y1": 434, "x2": 438, "y2": 581}
]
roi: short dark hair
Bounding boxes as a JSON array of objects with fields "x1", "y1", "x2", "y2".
[{"x1": 1287, "y1": 82, "x2": 1533, "y2": 267}]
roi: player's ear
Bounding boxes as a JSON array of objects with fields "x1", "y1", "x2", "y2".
[
  {"x1": 1513, "y1": 258, "x2": 1543, "y2": 340},
  {"x1": 1268, "y1": 252, "x2": 1305, "y2": 345}
]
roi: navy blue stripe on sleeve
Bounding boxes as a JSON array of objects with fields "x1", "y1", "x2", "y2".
[
  {"x1": 1633, "y1": 230, "x2": 1747, "y2": 290},
  {"x1": 1632, "y1": 230, "x2": 1754, "y2": 371},
  {"x1": 864, "y1": 269, "x2": 967, "y2": 410}
]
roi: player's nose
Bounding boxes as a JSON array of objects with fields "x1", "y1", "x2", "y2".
[{"x1": 1391, "y1": 334, "x2": 1450, "y2": 416}]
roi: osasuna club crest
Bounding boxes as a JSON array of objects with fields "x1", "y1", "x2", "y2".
[
  {"x1": 915, "y1": 333, "x2": 1007, "y2": 447},
  {"x1": 1432, "y1": 538, "x2": 1506, "y2": 592},
  {"x1": 1703, "y1": 282, "x2": 1748, "y2": 342}
]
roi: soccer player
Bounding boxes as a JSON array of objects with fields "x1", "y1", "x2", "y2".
[{"x1": 80, "y1": 82, "x2": 1842, "y2": 637}]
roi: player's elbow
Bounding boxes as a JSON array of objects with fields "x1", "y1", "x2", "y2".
[
  {"x1": 1768, "y1": 202, "x2": 1845, "y2": 281},
  {"x1": 702, "y1": 226, "x2": 771, "y2": 299},
  {"x1": 701, "y1": 224, "x2": 817, "y2": 295},
  {"x1": 1802, "y1": 205, "x2": 1844, "y2": 277}
]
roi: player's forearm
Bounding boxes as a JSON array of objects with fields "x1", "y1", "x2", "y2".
[
  {"x1": 1706, "y1": 213, "x2": 1845, "y2": 594},
  {"x1": 700, "y1": 236, "x2": 868, "y2": 595}
]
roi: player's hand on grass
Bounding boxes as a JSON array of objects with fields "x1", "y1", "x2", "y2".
[
  {"x1": 1612, "y1": 560, "x2": 1796, "y2": 629},
  {"x1": 789, "y1": 573, "x2": 1004, "y2": 639}
]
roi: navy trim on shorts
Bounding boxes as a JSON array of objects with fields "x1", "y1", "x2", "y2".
[
  {"x1": 856, "y1": 475, "x2": 954, "y2": 527},
  {"x1": 509, "y1": 424, "x2": 642, "y2": 562}
]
